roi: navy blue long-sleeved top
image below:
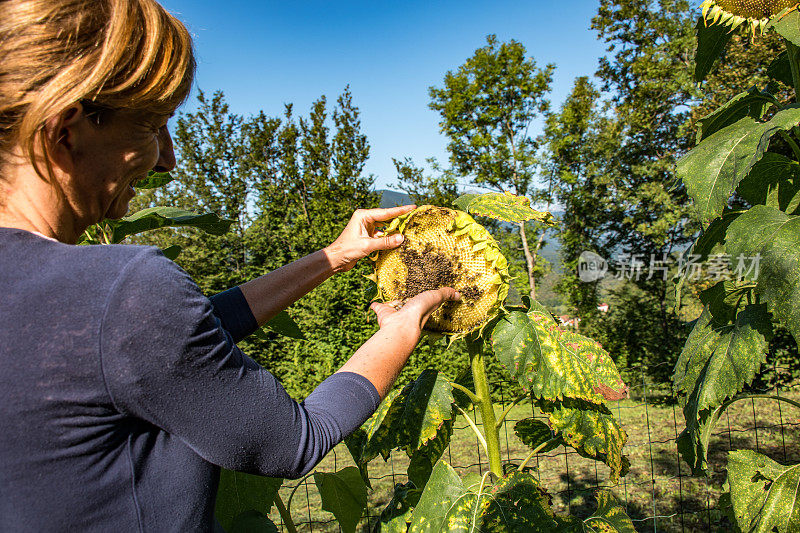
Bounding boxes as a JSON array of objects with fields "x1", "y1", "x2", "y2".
[{"x1": 0, "y1": 228, "x2": 380, "y2": 532}]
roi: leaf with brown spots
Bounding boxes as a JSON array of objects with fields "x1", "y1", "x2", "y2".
[
  {"x1": 537, "y1": 398, "x2": 629, "y2": 483},
  {"x1": 491, "y1": 305, "x2": 628, "y2": 405}
]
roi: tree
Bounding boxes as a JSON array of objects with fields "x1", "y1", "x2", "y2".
[{"x1": 428, "y1": 34, "x2": 555, "y2": 301}]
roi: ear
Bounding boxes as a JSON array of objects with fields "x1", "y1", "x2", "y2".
[{"x1": 42, "y1": 102, "x2": 86, "y2": 174}]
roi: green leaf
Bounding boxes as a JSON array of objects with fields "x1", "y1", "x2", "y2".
[
  {"x1": 583, "y1": 490, "x2": 636, "y2": 533},
  {"x1": 491, "y1": 308, "x2": 628, "y2": 405},
  {"x1": 346, "y1": 371, "x2": 456, "y2": 474},
  {"x1": 695, "y1": 86, "x2": 776, "y2": 143},
  {"x1": 737, "y1": 153, "x2": 800, "y2": 215},
  {"x1": 767, "y1": 51, "x2": 794, "y2": 87},
  {"x1": 109, "y1": 206, "x2": 233, "y2": 243},
  {"x1": 537, "y1": 398, "x2": 629, "y2": 483},
  {"x1": 408, "y1": 460, "x2": 466, "y2": 533},
  {"x1": 453, "y1": 192, "x2": 556, "y2": 225},
  {"x1": 727, "y1": 449, "x2": 800, "y2": 532},
  {"x1": 727, "y1": 205, "x2": 800, "y2": 344},
  {"x1": 134, "y1": 171, "x2": 174, "y2": 189},
  {"x1": 514, "y1": 418, "x2": 562, "y2": 453},
  {"x1": 160, "y1": 244, "x2": 182, "y2": 261},
  {"x1": 214, "y1": 470, "x2": 283, "y2": 531},
  {"x1": 675, "y1": 210, "x2": 743, "y2": 307},
  {"x1": 407, "y1": 418, "x2": 454, "y2": 488},
  {"x1": 767, "y1": 9, "x2": 800, "y2": 47},
  {"x1": 373, "y1": 482, "x2": 420, "y2": 533},
  {"x1": 228, "y1": 510, "x2": 279, "y2": 533},
  {"x1": 673, "y1": 289, "x2": 771, "y2": 474},
  {"x1": 397, "y1": 369, "x2": 456, "y2": 453},
  {"x1": 678, "y1": 106, "x2": 800, "y2": 225},
  {"x1": 313, "y1": 467, "x2": 367, "y2": 533},
  {"x1": 480, "y1": 471, "x2": 563, "y2": 532},
  {"x1": 254, "y1": 311, "x2": 305, "y2": 340},
  {"x1": 694, "y1": 16, "x2": 732, "y2": 83}
]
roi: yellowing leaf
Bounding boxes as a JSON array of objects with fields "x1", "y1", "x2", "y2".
[
  {"x1": 538, "y1": 398, "x2": 629, "y2": 483},
  {"x1": 491, "y1": 306, "x2": 628, "y2": 405},
  {"x1": 454, "y1": 191, "x2": 556, "y2": 225}
]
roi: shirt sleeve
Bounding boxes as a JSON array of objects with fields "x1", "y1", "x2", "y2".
[
  {"x1": 99, "y1": 247, "x2": 380, "y2": 478},
  {"x1": 208, "y1": 287, "x2": 258, "y2": 343}
]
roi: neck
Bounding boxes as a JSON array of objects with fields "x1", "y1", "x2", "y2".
[{"x1": 0, "y1": 167, "x2": 86, "y2": 245}]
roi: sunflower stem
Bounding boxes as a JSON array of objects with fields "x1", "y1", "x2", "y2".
[
  {"x1": 779, "y1": 131, "x2": 800, "y2": 160},
  {"x1": 784, "y1": 39, "x2": 800, "y2": 103},
  {"x1": 467, "y1": 337, "x2": 503, "y2": 478},
  {"x1": 273, "y1": 494, "x2": 297, "y2": 533}
]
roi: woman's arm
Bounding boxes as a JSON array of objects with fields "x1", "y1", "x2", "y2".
[
  {"x1": 338, "y1": 288, "x2": 460, "y2": 398},
  {"x1": 238, "y1": 205, "x2": 414, "y2": 327}
]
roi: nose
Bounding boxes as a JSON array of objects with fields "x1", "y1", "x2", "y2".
[{"x1": 153, "y1": 126, "x2": 176, "y2": 172}]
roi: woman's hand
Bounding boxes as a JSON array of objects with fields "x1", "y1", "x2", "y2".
[
  {"x1": 370, "y1": 288, "x2": 461, "y2": 333},
  {"x1": 324, "y1": 205, "x2": 416, "y2": 273}
]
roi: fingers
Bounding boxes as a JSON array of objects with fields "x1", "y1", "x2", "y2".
[
  {"x1": 404, "y1": 287, "x2": 461, "y2": 317},
  {"x1": 360, "y1": 232, "x2": 404, "y2": 256},
  {"x1": 360, "y1": 204, "x2": 416, "y2": 223}
]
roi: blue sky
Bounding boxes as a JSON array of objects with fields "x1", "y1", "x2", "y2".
[{"x1": 160, "y1": 0, "x2": 610, "y2": 190}]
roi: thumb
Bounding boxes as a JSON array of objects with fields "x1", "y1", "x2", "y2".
[{"x1": 365, "y1": 233, "x2": 404, "y2": 254}]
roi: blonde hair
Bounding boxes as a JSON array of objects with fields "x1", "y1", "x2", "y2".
[{"x1": 0, "y1": 0, "x2": 196, "y2": 180}]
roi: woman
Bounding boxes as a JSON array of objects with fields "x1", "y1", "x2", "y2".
[{"x1": 0, "y1": 0, "x2": 458, "y2": 530}]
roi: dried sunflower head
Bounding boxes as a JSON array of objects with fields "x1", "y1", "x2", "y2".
[
  {"x1": 370, "y1": 205, "x2": 509, "y2": 335},
  {"x1": 701, "y1": 0, "x2": 797, "y2": 35}
]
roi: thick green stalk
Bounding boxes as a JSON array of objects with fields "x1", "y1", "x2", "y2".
[
  {"x1": 468, "y1": 340, "x2": 503, "y2": 478},
  {"x1": 273, "y1": 493, "x2": 297, "y2": 533},
  {"x1": 784, "y1": 39, "x2": 800, "y2": 102}
]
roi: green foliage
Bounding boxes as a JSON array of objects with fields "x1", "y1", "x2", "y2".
[
  {"x1": 726, "y1": 450, "x2": 800, "y2": 532},
  {"x1": 538, "y1": 397, "x2": 629, "y2": 483},
  {"x1": 228, "y1": 511, "x2": 278, "y2": 533},
  {"x1": 313, "y1": 467, "x2": 367, "y2": 533},
  {"x1": 254, "y1": 311, "x2": 305, "y2": 341},
  {"x1": 695, "y1": 16, "x2": 734, "y2": 83},
  {"x1": 514, "y1": 418, "x2": 561, "y2": 453},
  {"x1": 109, "y1": 206, "x2": 233, "y2": 243},
  {"x1": 678, "y1": 106, "x2": 800, "y2": 225},
  {"x1": 214, "y1": 470, "x2": 282, "y2": 531},
  {"x1": 673, "y1": 6, "x2": 800, "y2": 529},
  {"x1": 726, "y1": 206, "x2": 800, "y2": 343},
  {"x1": 490, "y1": 303, "x2": 629, "y2": 482}
]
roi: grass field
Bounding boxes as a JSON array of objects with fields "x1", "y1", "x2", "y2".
[{"x1": 268, "y1": 385, "x2": 800, "y2": 532}]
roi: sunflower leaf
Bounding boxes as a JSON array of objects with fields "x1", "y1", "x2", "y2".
[
  {"x1": 727, "y1": 450, "x2": 800, "y2": 532},
  {"x1": 537, "y1": 398, "x2": 629, "y2": 483},
  {"x1": 678, "y1": 106, "x2": 800, "y2": 226},
  {"x1": 726, "y1": 205, "x2": 800, "y2": 344},
  {"x1": 582, "y1": 491, "x2": 636, "y2": 533},
  {"x1": 491, "y1": 308, "x2": 628, "y2": 405},
  {"x1": 695, "y1": 86, "x2": 776, "y2": 143},
  {"x1": 314, "y1": 467, "x2": 367, "y2": 533},
  {"x1": 453, "y1": 192, "x2": 555, "y2": 225},
  {"x1": 694, "y1": 16, "x2": 733, "y2": 83},
  {"x1": 108, "y1": 206, "x2": 232, "y2": 243}
]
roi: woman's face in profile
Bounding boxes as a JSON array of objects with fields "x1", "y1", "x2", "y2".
[{"x1": 72, "y1": 107, "x2": 175, "y2": 221}]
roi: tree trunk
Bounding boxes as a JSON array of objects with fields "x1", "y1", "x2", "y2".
[{"x1": 519, "y1": 222, "x2": 537, "y2": 301}]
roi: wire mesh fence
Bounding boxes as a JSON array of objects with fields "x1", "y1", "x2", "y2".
[{"x1": 268, "y1": 361, "x2": 800, "y2": 532}]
